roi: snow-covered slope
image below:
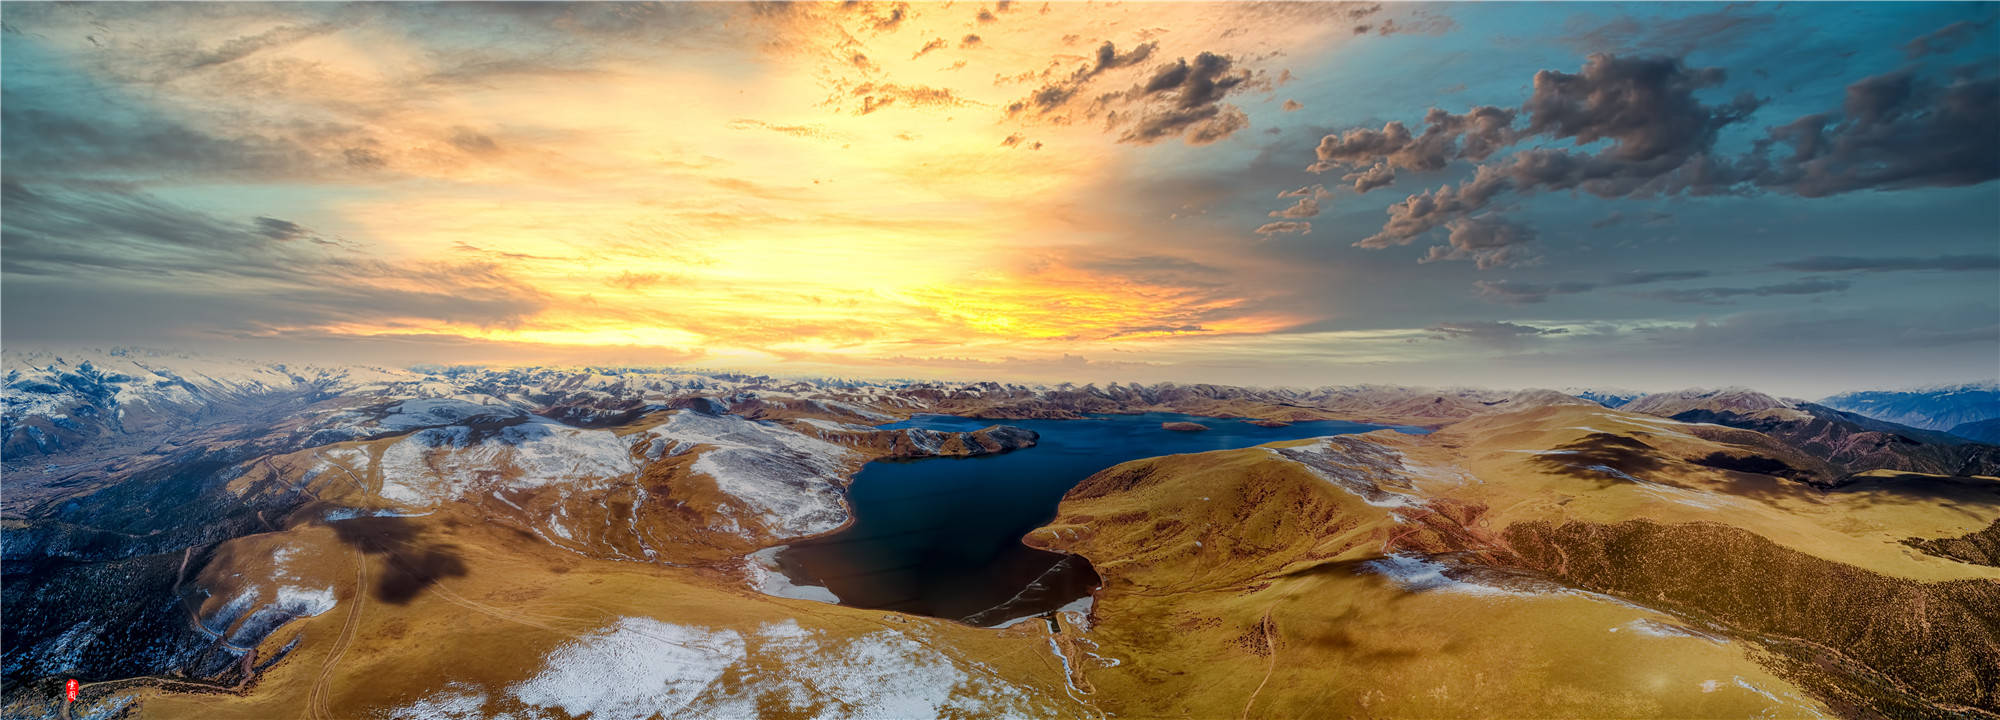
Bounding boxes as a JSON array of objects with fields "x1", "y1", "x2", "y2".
[{"x1": 1819, "y1": 383, "x2": 2000, "y2": 431}]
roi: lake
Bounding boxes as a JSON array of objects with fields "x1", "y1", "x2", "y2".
[{"x1": 775, "y1": 412, "x2": 1426, "y2": 626}]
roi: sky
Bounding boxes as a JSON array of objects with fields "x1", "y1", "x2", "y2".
[{"x1": 2, "y1": 2, "x2": 1996, "y2": 395}]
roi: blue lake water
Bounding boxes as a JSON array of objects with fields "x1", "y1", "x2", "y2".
[{"x1": 776, "y1": 412, "x2": 1426, "y2": 626}]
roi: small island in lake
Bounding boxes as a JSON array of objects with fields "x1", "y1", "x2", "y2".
[
  {"x1": 1160, "y1": 421, "x2": 1210, "y2": 432},
  {"x1": 1243, "y1": 418, "x2": 1292, "y2": 428}
]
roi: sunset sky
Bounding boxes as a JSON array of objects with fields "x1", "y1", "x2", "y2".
[{"x1": 3, "y1": 2, "x2": 1996, "y2": 394}]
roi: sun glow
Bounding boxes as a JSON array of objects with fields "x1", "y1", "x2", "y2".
[{"x1": 5, "y1": 2, "x2": 1380, "y2": 375}]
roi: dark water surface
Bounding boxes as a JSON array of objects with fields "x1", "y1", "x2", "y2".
[{"x1": 777, "y1": 412, "x2": 1425, "y2": 626}]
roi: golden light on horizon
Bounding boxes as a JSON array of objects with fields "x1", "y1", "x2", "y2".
[{"x1": 185, "y1": 1, "x2": 1369, "y2": 370}]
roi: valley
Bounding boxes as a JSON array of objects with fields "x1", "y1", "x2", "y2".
[
  {"x1": 2, "y1": 353, "x2": 1998, "y2": 718},
  {"x1": 776, "y1": 412, "x2": 1424, "y2": 625}
]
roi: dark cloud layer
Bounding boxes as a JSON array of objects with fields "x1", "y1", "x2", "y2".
[
  {"x1": 2, "y1": 180, "x2": 548, "y2": 334},
  {"x1": 1, "y1": 103, "x2": 353, "y2": 183},
  {"x1": 1474, "y1": 268, "x2": 1712, "y2": 304},
  {"x1": 1344, "y1": 53, "x2": 1763, "y2": 253},
  {"x1": 1752, "y1": 68, "x2": 2000, "y2": 197},
  {"x1": 1311, "y1": 32, "x2": 1999, "y2": 269},
  {"x1": 1426, "y1": 320, "x2": 1568, "y2": 347},
  {"x1": 1903, "y1": 18, "x2": 1995, "y2": 59},
  {"x1": 1473, "y1": 280, "x2": 1599, "y2": 305},
  {"x1": 1773, "y1": 254, "x2": 2000, "y2": 273},
  {"x1": 1634, "y1": 277, "x2": 1852, "y2": 305},
  {"x1": 1562, "y1": 6, "x2": 1779, "y2": 58}
]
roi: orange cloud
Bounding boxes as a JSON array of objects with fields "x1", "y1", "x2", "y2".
[{"x1": 8, "y1": 1, "x2": 1373, "y2": 375}]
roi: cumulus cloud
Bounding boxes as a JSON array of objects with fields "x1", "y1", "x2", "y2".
[
  {"x1": 1342, "y1": 162, "x2": 1397, "y2": 193},
  {"x1": 1308, "y1": 105, "x2": 1516, "y2": 176},
  {"x1": 1006, "y1": 41, "x2": 1157, "y2": 115},
  {"x1": 1268, "y1": 196, "x2": 1321, "y2": 219},
  {"x1": 870, "y1": 3, "x2": 910, "y2": 31},
  {"x1": 851, "y1": 82, "x2": 971, "y2": 114},
  {"x1": 999, "y1": 134, "x2": 1042, "y2": 149},
  {"x1": 1354, "y1": 164, "x2": 1510, "y2": 247},
  {"x1": 1010, "y1": 45, "x2": 1256, "y2": 146},
  {"x1": 1278, "y1": 184, "x2": 1334, "y2": 200},
  {"x1": 1323, "y1": 45, "x2": 1999, "y2": 257},
  {"x1": 1419, "y1": 216, "x2": 1537, "y2": 269},
  {"x1": 1771, "y1": 254, "x2": 2000, "y2": 273},
  {"x1": 1520, "y1": 54, "x2": 1757, "y2": 164},
  {"x1": 1116, "y1": 52, "x2": 1255, "y2": 145},
  {"x1": 1751, "y1": 68, "x2": 1999, "y2": 197},
  {"x1": 1254, "y1": 221, "x2": 1312, "y2": 236}
]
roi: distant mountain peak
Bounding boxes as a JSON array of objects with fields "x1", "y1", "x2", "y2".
[
  {"x1": 1818, "y1": 383, "x2": 2000, "y2": 431},
  {"x1": 1623, "y1": 387, "x2": 1799, "y2": 417}
]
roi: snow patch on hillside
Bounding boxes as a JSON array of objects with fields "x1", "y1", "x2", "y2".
[
  {"x1": 644, "y1": 411, "x2": 858, "y2": 538},
  {"x1": 375, "y1": 419, "x2": 635, "y2": 507},
  {"x1": 385, "y1": 683, "x2": 488, "y2": 720},
  {"x1": 332, "y1": 396, "x2": 526, "y2": 435},
  {"x1": 1360, "y1": 554, "x2": 1539, "y2": 598},
  {"x1": 1271, "y1": 437, "x2": 1423, "y2": 508},
  {"x1": 511, "y1": 617, "x2": 745, "y2": 718},
  {"x1": 275, "y1": 586, "x2": 338, "y2": 617},
  {"x1": 795, "y1": 417, "x2": 875, "y2": 433},
  {"x1": 698, "y1": 620, "x2": 1056, "y2": 718}
]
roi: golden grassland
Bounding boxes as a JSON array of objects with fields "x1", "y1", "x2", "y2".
[
  {"x1": 1027, "y1": 405, "x2": 2000, "y2": 718},
  {"x1": 70, "y1": 404, "x2": 2000, "y2": 718},
  {"x1": 125, "y1": 508, "x2": 1085, "y2": 719}
]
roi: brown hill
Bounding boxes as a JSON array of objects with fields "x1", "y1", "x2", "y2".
[{"x1": 1023, "y1": 404, "x2": 2000, "y2": 718}]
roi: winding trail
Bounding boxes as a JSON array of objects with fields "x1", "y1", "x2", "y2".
[
  {"x1": 313, "y1": 451, "x2": 370, "y2": 496},
  {"x1": 1239, "y1": 606, "x2": 1280, "y2": 720},
  {"x1": 302, "y1": 552, "x2": 366, "y2": 720}
]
